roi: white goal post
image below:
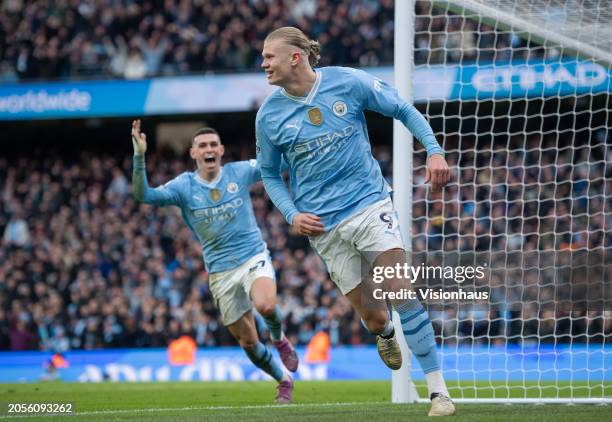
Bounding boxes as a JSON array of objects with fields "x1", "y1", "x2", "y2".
[{"x1": 392, "y1": 0, "x2": 611, "y2": 404}]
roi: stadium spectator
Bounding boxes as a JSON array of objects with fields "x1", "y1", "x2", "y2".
[
  {"x1": 0, "y1": 0, "x2": 527, "y2": 81},
  {"x1": 3, "y1": 209, "x2": 30, "y2": 248},
  {"x1": 123, "y1": 48, "x2": 147, "y2": 79}
]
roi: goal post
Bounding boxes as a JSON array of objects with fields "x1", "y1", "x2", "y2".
[
  {"x1": 392, "y1": 0, "x2": 420, "y2": 403},
  {"x1": 392, "y1": 0, "x2": 611, "y2": 404}
]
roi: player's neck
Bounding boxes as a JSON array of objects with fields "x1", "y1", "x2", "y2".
[
  {"x1": 198, "y1": 168, "x2": 220, "y2": 182},
  {"x1": 283, "y1": 68, "x2": 317, "y2": 97}
]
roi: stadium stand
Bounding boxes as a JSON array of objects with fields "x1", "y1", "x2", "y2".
[
  {"x1": 1, "y1": 142, "x2": 610, "y2": 351},
  {"x1": 0, "y1": 0, "x2": 528, "y2": 81}
]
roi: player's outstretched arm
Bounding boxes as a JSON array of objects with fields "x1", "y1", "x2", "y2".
[
  {"x1": 353, "y1": 69, "x2": 450, "y2": 191},
  {"x1": 131, "y1": 120, "x2": 181, "y2": 206}
]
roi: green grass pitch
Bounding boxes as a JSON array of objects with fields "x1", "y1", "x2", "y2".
[{"x1": 1, "y1": 381, "x2": 610, "y2": 421}]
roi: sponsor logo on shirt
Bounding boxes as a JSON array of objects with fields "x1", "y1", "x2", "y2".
[
  {"x1": 292, "y1": 125, "x2": 354, "y2": 159},
  {"x1": 192, "y1": 198, "x2": 244, "y2": 218}
]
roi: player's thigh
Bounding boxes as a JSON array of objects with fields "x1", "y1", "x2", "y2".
[
  {"x1": 209, "y1": 268, "x2": 252, "y2": 327},
  {"x1": 309, "y1": 230, "x2": 363, "y2": 295},
  {"x1": 249, "y1": 276, "x2": 277, "y2": 314},
  {"x1": 226, "y1": 310, "x2": 259, "y2": 348},
  {"x1": 352, "y1": 198, "x2": 405, "y2": 261},
  {"x1": 244, "y1": 251, "x2": 277, "y2": 313},
  {"x1": 351, "y1": 199, "x2": 410, "y2": 287},
  {"x1": 372, "y1": 248, "x2": 413, "y2": 307}
]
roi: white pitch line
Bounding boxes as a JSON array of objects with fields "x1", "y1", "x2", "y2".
[{"x1": 0, "y1": 401, "x2": 394, "y2": 419}]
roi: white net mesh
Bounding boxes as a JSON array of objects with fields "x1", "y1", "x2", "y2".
[
  {"x1": 434, "y1": 0, "x2": 612, "y2": 64},
  {"x1": 410, "y1": 0, "x2": 611, "y2": 402}
]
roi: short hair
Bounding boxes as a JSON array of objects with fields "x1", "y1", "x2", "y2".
[
  {"x1": 265, "y1": 26, "x2": 321, "y2": 67},
  {"x1": 192, "y1": 127, "x2": 220, "y2": 144}
]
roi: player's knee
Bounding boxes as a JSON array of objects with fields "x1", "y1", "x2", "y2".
[
  {"x1": 362, "y1": 311, "x2": 389, "y2": 335},
  {"x1": 255, "y1": 301, "x2": 276, "y2": 317},
  {"x1": 239, "y1": 337, "x2": 259, "y2": 351}
]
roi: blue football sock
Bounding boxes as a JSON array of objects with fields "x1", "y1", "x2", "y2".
[
  {"x1": 245, "y1": 342, "x2": 284, "y2": 381},
  {"x1": 395, "y1": 298, "x2": 440, "y2": 374},
  {"x1": 262, "y1": 305, "x2": 283, "y2": 341}
]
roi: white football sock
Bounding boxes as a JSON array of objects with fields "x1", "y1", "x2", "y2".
[{"x1": 425, "y1": 370, "x2": 449, "y2": 397}]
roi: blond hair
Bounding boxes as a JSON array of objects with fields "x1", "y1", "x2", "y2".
[{"x1": 265, "y1": 26, "x2": 321, "y2": 67}]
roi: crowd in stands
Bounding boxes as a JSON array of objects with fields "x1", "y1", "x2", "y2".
[
  {"x1": 0, "y1": 0, "x2": 537, "y2": 82},
  {"x1": 1, "y1": 135, "x2": 610, "y2": 351}
]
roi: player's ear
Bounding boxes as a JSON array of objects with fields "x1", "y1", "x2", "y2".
[
  {"x1": 290, "y1": 51, "x2": 301, "y2": 66},
  {"x1": 189, "y1": 144, "x2": 197, "y2": 160},
  {"x1": 219, "y1": 144, "x2": 225, "y2": 158}
]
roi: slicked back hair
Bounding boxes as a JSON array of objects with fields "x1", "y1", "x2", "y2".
[{"x1": 265, "y1": 26, "x2": 321, "y2": 67}]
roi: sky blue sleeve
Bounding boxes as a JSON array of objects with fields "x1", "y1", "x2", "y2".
[
  {"x1": 255, "y1": 115, "x2": 299, "y2": 225},
  {"x1": 244, "y1": 158, "x2": 289, "y2": 186},
  {"x1": 354, "y1": 69, "x2": 444, "y2": 156},
  {"x1": 132, "y1": 155, "x2": 182, "y2": 206},
  {"x1": 244, "y1": 159, "x2": 262, "y2": 185}
]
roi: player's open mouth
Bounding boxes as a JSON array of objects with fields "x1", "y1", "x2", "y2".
[
  {"x1": 204, "y1": 154, "x2": 216, "y2": 164},
  {"x1": 266, "y1": 71, "x2": 273, "y2": 79}
]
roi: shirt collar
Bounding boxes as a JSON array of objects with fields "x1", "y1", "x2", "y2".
[
  {"x1": 280, "y1": 70, "x2": 322, "y2": 105},
  {"x1": 195, "y1": 167, "x2": 223, "y2": 188}
]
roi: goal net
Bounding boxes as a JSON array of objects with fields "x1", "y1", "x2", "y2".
[{"x1": 404, "y1": 0, "x2": 611, "y2": 403}]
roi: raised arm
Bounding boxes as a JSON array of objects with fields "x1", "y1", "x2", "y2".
[
  {"x1": 354, "y1": 70, "x2": 450, "y2": 191},
  {"x1": 131, "y1": 120, "x2": 182, "y2": 206}
]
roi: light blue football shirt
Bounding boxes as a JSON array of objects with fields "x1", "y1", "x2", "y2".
[
  {"x1": 255, "y1": 66, "x2": 444, "y2": 230},
  {"x1": 133, "y1": 156, "x2": 266, "y2": 274}
]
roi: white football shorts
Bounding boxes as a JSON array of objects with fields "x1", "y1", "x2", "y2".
[
  {"x1": 309, "y1": 197, "x2": 405, "y2": 295},
  {"x1": 208, "y1": 250, "x2": 275, "y2": 325}
]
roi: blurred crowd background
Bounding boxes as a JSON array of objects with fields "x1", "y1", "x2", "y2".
[
  {"x1": 0, "y1": 0, "x2": 546, "y2": 82},
  {"x1": 1, "y1": 136, "x2": 610, "y2": 351}
]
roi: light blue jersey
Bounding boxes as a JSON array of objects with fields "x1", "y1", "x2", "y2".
[
  {"x1": 256, "y1": 66, "x2": 443, "y2": 230},
  {"x1": 133, "y1": 156, "x2": 266, "y2": 274}
]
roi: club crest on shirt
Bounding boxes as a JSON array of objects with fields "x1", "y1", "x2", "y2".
[
  {"x1": 307, "y1": 107, "x2": 323, "y2": 125},
  {"x1": 332, "y1": 101, "x2": 347, "y2": 117},
  {"x1": 210, "y1": 188, "x2": 222, "y2": 202},
  {"x1": 227, "y1": 182, "x2": 238, "y2": 194}
]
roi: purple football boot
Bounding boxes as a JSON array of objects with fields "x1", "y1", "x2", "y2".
[
  {"x1": 275, "y1": 377, "x2": 294, "y2": 404},
  {"x1": 273, "y1": 336, "x2": 299, "y2": 372}
]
